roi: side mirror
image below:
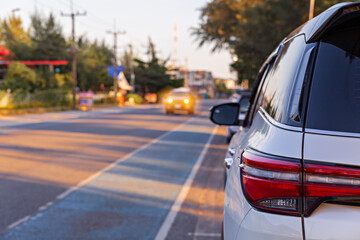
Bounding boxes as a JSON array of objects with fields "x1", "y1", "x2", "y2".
[{"x1": 209, "y1": 103, "x2": 240, "y2": 125}]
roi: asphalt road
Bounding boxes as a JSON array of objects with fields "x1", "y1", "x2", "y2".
[{"x1": 0, "y1": 100, "x2": 227, "y2": 240}]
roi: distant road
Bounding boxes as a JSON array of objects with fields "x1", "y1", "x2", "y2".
[{"x1": 0, "y1": 100, "x2": 227, "y2": 240}]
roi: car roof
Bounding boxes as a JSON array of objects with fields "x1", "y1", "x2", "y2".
[
  {"x1": 171, "y1": 87, "x2": 190, "y2": 93},
  {"x1": 284, "y1": 1, "x2": 360, "y2": 43}
]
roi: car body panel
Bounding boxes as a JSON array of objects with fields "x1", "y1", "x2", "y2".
[
  {"x1": 304, "y1": 204, "x2": 360, "y2": 240},
  {"x1": 223, "y1": 111, "x2": 303, "y2": 240},
  {"x1": 303, "y1": 132, "x2": 360, "y2": 239},
  {"x1": 236, "y1": 208, "x2": 302, "y2": 240},
  {"x1": 246, "y1": 112, "x2": 302, "y2": 159},
  {"x1": 304, "y1": 132, "x2": 360, "y2": 167}
]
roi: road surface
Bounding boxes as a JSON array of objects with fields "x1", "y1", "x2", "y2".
[{"x1": 0, "y1": 100, "x2": 227, "y2": 240}]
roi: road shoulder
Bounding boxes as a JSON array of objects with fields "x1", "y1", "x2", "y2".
[{"x1": 164, "y1": 126, "x2": 226, "y2": 240}]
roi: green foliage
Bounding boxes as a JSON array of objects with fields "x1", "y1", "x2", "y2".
[
  {"x1": 0, "y1": 15, "x2": 33, "y2": 60},
  {"x1": 77, "y1": 38, "x2": 113, "y2": 91},
  {"x1": 134, "y1": 38, "x2": 183, "y2": 95},
  {"x1": 30, "y1": 12, "x2": 68, "y2": 61},
  {"x1": 54, "y1": 73, "x2": 72, "y2": 89},
  {"x1": 215, "y1": 82, "x2": 230, "y2": 94},
  {"x1": 2, "y1": 62, "x2": 45, "y2": 92},
  {"x1": 2, "y1": 88, "x2": 70, "y2": 109},
  {"x1": 0, "y1": 12, "x2": 114, "y2": 96},
  {"x1": 126, "y1": 93, "x2": 143, "y2": 104},
  {"x1": 29, "y1": 89, "x2": 70, "y2": 106},
  {"x1": 193, "y1": 0, "x2": 357, "y2": 86}
]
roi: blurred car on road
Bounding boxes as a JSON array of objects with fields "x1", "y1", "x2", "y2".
[
  {"x1": 210, "y1": 2, "x2": 360, "y2": 240},
  {"x1": 226, "y1": 92, "x2": 250, "y2": 143},
  {"x1": 145, "y1": 93, "x2": 157, "y2": 103},
  {"x1": 165, "y1": 87, "x2": 196, "y2": 115},
  {"x1": 228, "y1": 93, "x2": 240, "y2": 102}
]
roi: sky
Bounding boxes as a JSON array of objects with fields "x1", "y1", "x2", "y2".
[{"x1": 3, "y1": 0, "x2": 235, "y2": 79}]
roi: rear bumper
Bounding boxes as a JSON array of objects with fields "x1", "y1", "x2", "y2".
[{"x1": 165, "y1": 103, "x2": 194, "y2": 111}]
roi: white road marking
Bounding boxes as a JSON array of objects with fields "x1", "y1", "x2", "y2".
[
  {"x1": 188, "y1": 232, "x2": 222, "y2": 237},
  {"x1": 8, "y1": 216, "x2": 30, "y2": 229},
  {"x1": 56, "y1": 187, "x2": 77, "y2": 200},
  {"x1": 154, "y1": 126, "x2": 218, "y2": 240},
  {"x1": 6, "y1": 116, "x2": 194, "y2": 230},
  {"x1": 38, "y1": 206, "x2": 47, "y2": 211}
]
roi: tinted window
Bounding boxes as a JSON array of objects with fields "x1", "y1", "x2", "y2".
[
  {"x1": 306, "y1": 20, "x2": 360, "y2": 133},
  {"x1": 261, "y1": 36, "x2": 306, "y2": 122},
  {"x1": 245, "y1": 64, "x2": 271, "y2": 127},
  {"x1": 170, "y1": 92, "x2": 190, "y2": 97}
]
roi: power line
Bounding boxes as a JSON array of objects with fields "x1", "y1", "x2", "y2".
[
  {"x1": 56, "y1": 0, "x2": 112, "y2": 30},
  {"x1": 61, "y1": 0, "x2": 86, "y2": 110},
  {"x1": 36, "y1": 0, "x2": 60, "y2": 13}
]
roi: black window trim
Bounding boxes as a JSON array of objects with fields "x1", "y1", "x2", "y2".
[{"x1": 285, "y1": 41, "x2": 318, "y2": 128}]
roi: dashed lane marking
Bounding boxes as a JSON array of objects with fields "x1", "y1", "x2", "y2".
[
  {"x1": 187, "y1": 232, "x2": 222, "y2": 237},
  {"x1": 154, "y1": 126, "x2": 218, "y2": 240},
  {"x1": 6, "y1": 116, "x2": 194, "y2": 230},
  {"x1": 8, "y1": 216, "x2": 30, "y2": 230}
]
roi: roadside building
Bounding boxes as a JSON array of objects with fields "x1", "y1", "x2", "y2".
[
  {"x1": 0, "y1": 45, "x2": 68, "y2": 80},
  {"x1": 216, "y1": 78, "x2": 246, "y2": 91},
  {"x1": 172, "y1": 68, "x2": 215, "y2": 98}
]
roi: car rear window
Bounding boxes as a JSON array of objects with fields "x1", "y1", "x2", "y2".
[
  {"x1": 306, "y1": 19, "x2": 360, "y2": 133},
  {"x1": 170, "y1": 92, "x2": 190, "y2": 97}
]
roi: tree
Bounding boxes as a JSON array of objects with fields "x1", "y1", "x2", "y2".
[
  {"x1": 134, "y1": 38, "x2": 183, "y2": 96},
  {"x1": 215, "y1": 81, "x2": 230, "y2": 95},
  {"x1": 2, "y1": 62, "x2": 45, "y2": 92},
  {"x1": 30, "y1": 12, "x2": 68, "y2": 61},
  {"x1": 77, "y1": 37, "x2": 113, "y2": 91},
  {"x1": 0, "y1": 14, "x2": 33, "y2": 60},
  {"x1": 193, "y1": 0, "x2": 356, "y2": 87}
]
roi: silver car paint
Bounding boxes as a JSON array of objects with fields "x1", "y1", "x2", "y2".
[
  {"x1": 224, "y1": 111, "x2": 303, "y2": 240},
  {"x1": 237, "y1": 208, "x2": 302, "y2": 240},
  {"x1": 304, "y1": 132, "x2": 360, "y2": 240}
]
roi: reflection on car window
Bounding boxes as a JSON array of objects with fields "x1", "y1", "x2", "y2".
[
  {"x1": 306, "y1": 20, "x2": 360, "y2": 133},
  {"x1": 260, "y1": 36, "x2": 306, "y2": 123},
  {"x1": 240, "y1": 98, "x2": 250, "y2": 113}
]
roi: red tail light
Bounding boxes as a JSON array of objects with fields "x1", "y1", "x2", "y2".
[
  {"x1": 241, "y1": 151, "x2": 360, "y2": 216},
  {"x1": 240, "y1": 151, "x2": 302, "y2": 216},
  {"x1": 304, "y1": 162, "x2": 360, "y2": 216}
]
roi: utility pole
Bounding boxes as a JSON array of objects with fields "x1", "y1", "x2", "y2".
[
  {"x1": 61, "y1": 0, "x2": 86, "y2": 110},
  {"x1": 129, "y1": 44, "x2": 135, "y2": 91},
  {"x1": 184, "y1": 56, "x2": 188, "y2": 88},
  {"x1": 309, "y1": 0, "x2": 315, "y2": 20},
  {"x1": 107, "y1": 21, "x2": 125, "y2": 104},
  {"x1": 172, "y1": 23, "x2": 178, "y2": 69}
]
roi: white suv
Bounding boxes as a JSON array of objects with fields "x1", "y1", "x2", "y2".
[{"x1": 211, "y1": 2, "x2": 360, "y2": 240}]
